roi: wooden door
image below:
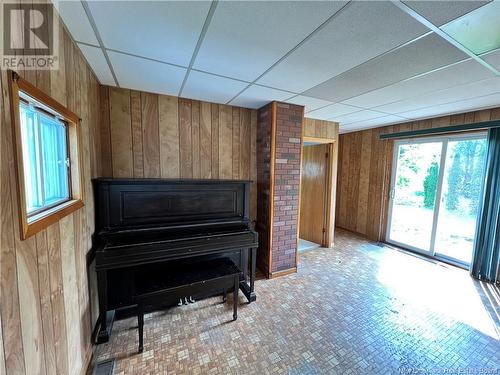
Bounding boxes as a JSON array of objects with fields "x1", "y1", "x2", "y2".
[{"x1": 299, "y1": 143, "x2": 328, "y2": 245}]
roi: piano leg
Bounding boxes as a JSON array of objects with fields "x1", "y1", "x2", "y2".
[
  {"x1": 96, "y1": 269, "x2": 110, "y2": 343},
  {"x1": 239, "y1": 247, "x2": 257, "y2": 303}
]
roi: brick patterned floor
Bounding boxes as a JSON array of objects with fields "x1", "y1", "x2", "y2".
[{"x1": 93, "y1": 229, "x2": 500, "y2": 374}]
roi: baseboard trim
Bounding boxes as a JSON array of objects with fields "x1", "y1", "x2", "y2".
[{"x1": 270, "y1": 267, "x2": 297, "y2": 278}]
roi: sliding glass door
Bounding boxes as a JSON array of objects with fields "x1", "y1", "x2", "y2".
[{"x1": 387, "y1": 133, "x2": 487, "y2": 267}]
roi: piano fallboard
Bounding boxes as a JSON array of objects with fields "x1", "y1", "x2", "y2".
[{"x1": 96, "y1": 229, "x2": 257, "y2": 270}]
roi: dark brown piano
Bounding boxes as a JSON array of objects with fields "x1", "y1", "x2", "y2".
[{"x1": 92, "y1": 178, "x2": 258, "y2": 343}]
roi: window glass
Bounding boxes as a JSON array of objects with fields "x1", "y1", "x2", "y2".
[{"x1": 19, "y1": 98, "x2": 70, "y2": 216}]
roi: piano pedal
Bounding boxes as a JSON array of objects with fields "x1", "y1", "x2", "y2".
[
  {"x1": 178, "y1": 298, "x2": 183, "y2": 306},
  {"x1": 189, "y1": 296, "x2": 195, "y2": 303},
  {"x1": 184, "y1": 297, "x2": 190, "y2": 305}
]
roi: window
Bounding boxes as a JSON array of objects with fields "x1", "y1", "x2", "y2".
[{"x1": 10, "y1": 71, "x2": 84, "y2": 239}]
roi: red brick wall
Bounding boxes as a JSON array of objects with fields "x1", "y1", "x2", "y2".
[
  {"x1": 256, "y1": 103, "x2": 273, "y2": 274},
  {"x1": 271, "y1": 103, "x2": 303, "y2": 273},
  {"x1": 256, "y1": 102, "x2": 304, "y2": 276}
]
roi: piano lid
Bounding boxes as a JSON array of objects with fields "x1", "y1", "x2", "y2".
[{"x1": 93, "y1": 178, "x2": 251, "y2": 233}]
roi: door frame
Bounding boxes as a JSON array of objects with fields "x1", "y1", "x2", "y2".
[
  {"x1": 299, "y1": 137, "x2": 336, "y2": 248},
  {"x1": 385, "y1": 132, "x2": 487, "y2": 267}
]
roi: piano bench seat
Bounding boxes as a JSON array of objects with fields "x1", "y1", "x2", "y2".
[{"x1": 135, "y1": 258, "x2": 240, "y2": 353}]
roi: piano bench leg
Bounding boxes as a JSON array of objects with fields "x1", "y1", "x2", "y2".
[
  {"x1": 233, "y1": 275, "x2": 238, "y2": 321},
  {"x1": 137, "y1": 303, "x2": 144, "y2": 353}
]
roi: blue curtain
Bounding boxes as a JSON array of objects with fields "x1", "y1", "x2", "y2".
[{"x1": 470, "y1": 127, "x2": 500, "y2": 283}]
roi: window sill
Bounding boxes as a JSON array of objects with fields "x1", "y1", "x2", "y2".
[{"x1": 22, "y1": 199, "x2": 84, "y2": 239}]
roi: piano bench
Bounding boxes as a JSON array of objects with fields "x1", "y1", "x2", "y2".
[{"x1": 135, "y1": 258, "x2": 241, "y2": 353}]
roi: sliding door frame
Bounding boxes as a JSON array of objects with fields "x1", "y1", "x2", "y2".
[{"x1": 386, "y1": 132, "x2": 487, "y2": 267}]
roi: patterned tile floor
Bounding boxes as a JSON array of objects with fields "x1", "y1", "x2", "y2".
[{"x1": 93, "y1": 229, "x2": 500, "y2": 375}]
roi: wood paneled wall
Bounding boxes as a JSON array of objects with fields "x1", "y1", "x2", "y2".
[
  {"x1": 302, "y1": 118, "x2": 339, "y2": 247},
  {"x1": 99, "y1": 86, "x2": 258, "y2": 220},
  {"x1": 0, "y1": 7, "x2": 101, "y2": 375},
  {"x1": 336, "y1": 107, "x2": 500, "y2": 242}
]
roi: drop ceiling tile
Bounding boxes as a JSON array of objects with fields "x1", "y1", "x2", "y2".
[
  {"x1": 304, "y1": 33, "x2": 468, "y2": 103},
  {"x1": 78, "y1": 44, "x2": 115, "y2": 86},
  {"x1": 340, "y1": 115, "x2": 407, "y2": 133},
  {"x1": 482, "y1": 49, "x2": 500, "y2": 70},
  {"x1": 88, "y1": 1, "x2": 210, "y2": 66},
  {"x1": 182, "y1": 71, "x2": 248, "y2": 105},
  {"x1": 375, "y1": 77, "x2": 500, "y2": 114},
  {"x1": 334, "y1": 110, "x2": 390, "y2": 125},
  {"x1": 342, "y1": 58, "x2": 494, "y2": 108},
  {"x1": 55, "y1": 0, "x2": 98, "y2": 45},
  {"x1": 306, "y1": 103, "x2": 360, "y2": 120},
  {"x1": 109, "y1": 51, "x2": 186, "y2": 96},
  {"x1": 440, "y1": 1, "x2": 500, "y2": 54},
  {"x1": 194, "y1": 1, "x2": 347, "y2": 82},
  {"x1": 402, "y1": 1, "x2": 489, "y2": 26},
  {"x1": 286, "y1": 95, "x2": 333, "y2": 113},
  {"x1": 398, "y1": 93, "x2": 500, "y2": 120},
  {"x1": 257, "y1": 1, "x2": 429, "y2": 93},
  {"x1": 230, "y1": 85, "x2": 292, "y2": 109}
]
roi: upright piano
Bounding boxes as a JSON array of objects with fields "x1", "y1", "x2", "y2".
[{"x1": 92, "y1": 178, "x2": 258, "y2": 343}]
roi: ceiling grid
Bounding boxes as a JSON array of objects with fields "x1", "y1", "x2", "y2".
[{"x1": 55, "y1": 0, "x2": 499, "y2": 132}]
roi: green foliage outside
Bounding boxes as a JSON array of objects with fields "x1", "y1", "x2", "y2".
[
  {"x1": 445, "y1": 140, "x2": 486, "y2": 215},
  {"x1": 423, "y1": 161, "x2": 439, "y2": 208}
]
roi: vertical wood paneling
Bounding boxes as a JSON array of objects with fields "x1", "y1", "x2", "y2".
[
  {"x1": 200, "y1": 102, "x2": 212, "y2": 179},
  {"x1": 99, "y1": 86, "x2": 113, "y2": 177},
  {"x1": 100, "y1": 88, "x2": 258, "y2": 220},
  {"x1": 219, "y1": 105, "x2": 233, "y2": 179},
  {"x1": 336, "y1": 108, "x2": 500, "y2": 241},
  {"x1": 179, "y1": 99, "x2": 193, "y2": 178},
  {"x1": 159, "y1": 95, "x2": 179, "y2": 178},
  {"x1": 250, "y1": 110, "x2": 257, "y2": 220},
  {"x1": 0, "y1": 70, "x2": 26, "y2": 375},
  {"x1": 141, "y1": 93, "x2": 160, "y2": 178},
  {"x1": 110, "y1": 88, "x2": 133, "y2": 177},
  {"x1": 211, "y1": 104, "x2": 220, "y2": 179},
  {"x1": 356, "y1": 131, "x2": 372, "y2": 235},
  {"x1": 131, "y1": 91, "x2": 144, "y2": 178},
  {"x1": 59, "y1": 215, "x2": 82, "y2": 375},
  {"x1": 35, "y1": 232, "x2": 57, "y2": 375},
  {"x1": 46, "y1": 223, "x2": 68, "y2": 375},
  {"x1": 232, "y1": 107, "x2": 240, "y2": 179},
  {"x1": 191, "y1": 101, "x2": 201, "y2": 178},
  {"x1": 0, "y1": 7, "x2": 100, "y2": 374},
  {"x1": 240, "y1": 109, "x2": 250, "y2": 180}
]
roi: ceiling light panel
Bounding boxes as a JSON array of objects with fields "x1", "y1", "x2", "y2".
[
  {"x1": 304, "y1": 33, "x2": 468, "y2": 103},
  {"x1": 88, "y1": 1, "x2": 211, "y2": 66},
  {"x1": 402, "y1": 1, "x2": 490, "y2": 27},
  {"x1": 397, "y1": 93, "x2": 500, "y2": 119},
  {"x1": 230, "y1": 85, "x2": 292, "y2": 109},
  {"x1": 109, "y1": 51, "x2": 186, "y2": 96},
  {"x1": 194, "y1": 1, "x2": 347, "y2": 82},
  {"x1": 55, "y1": 0, "x2": 99, "y2": 45},
  {"x1": 256, "y1": 1, "x2": 429, "y2": 93},
  {"x1": 78, "y1": 43, "x2": 115, "y2": 86},
  {"x1": 182, "y1": 71, "x2": 248, "y2": 105},
  {"x1": 342, "y1": 58, "x2": 494, "y2": 108},
  {"x1": 306, "y1": 103, "x2": 360, "y2": 120},
  {"x1": 440, "y1": 1, "x2": 500, "y2": 54},
  {"x1": 286, "y1": 95, "x2": 333, "y2": 113}
]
